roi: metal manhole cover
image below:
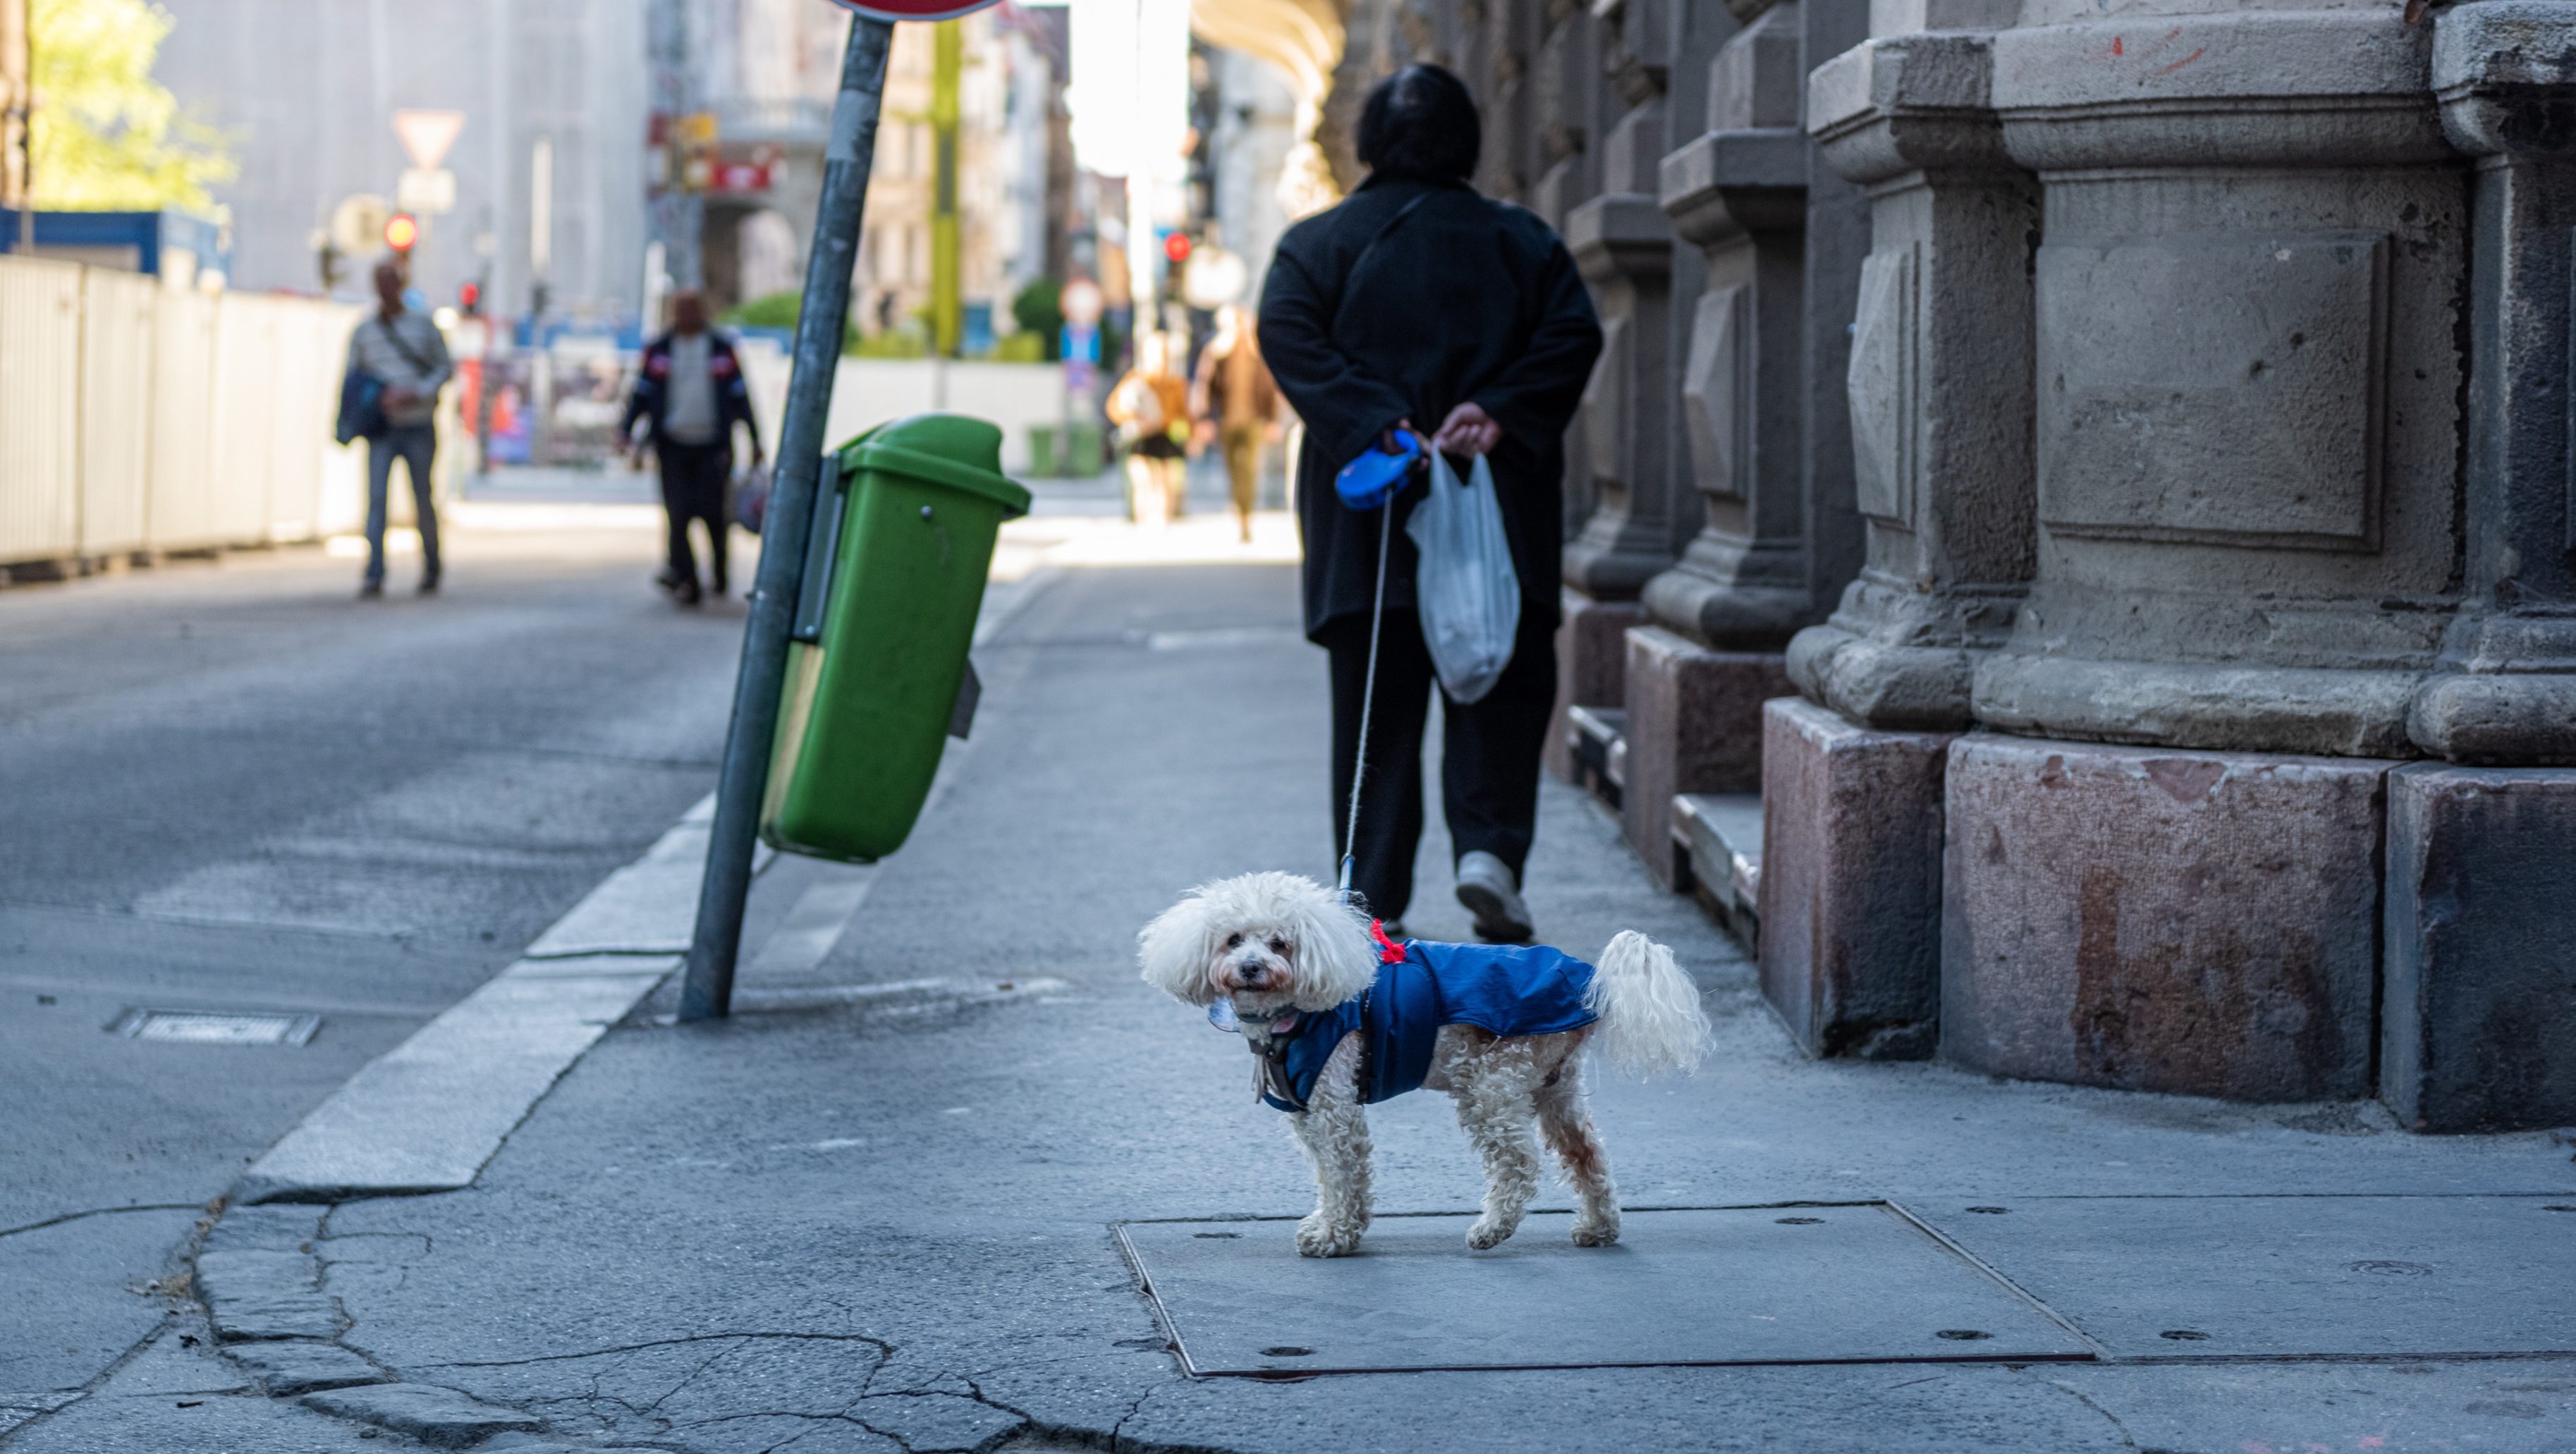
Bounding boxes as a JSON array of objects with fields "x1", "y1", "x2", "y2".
[
  {"x1": 108, "y1": 1008, "x2": 320, "y2": 1046},
  {"x1": 1912, "y1": 1194, "x2": 2576, "y2": 1359},
  {"x1": 1117, "y1": 1204, "x2": 2092, "y2": 1376}
]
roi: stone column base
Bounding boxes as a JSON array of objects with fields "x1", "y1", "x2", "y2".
[
  {"x1": 1545, "y1": 593, "x2": 1647, "y2": 784},
  {"x1": 2383, "y1": 764, "x2": 2576, "y2": 1132},
  {"x1": 1757, "y1": 699, "x2": 1950, "y2": 1061},
  {"x1": 1941, "y1": 736, "x2": 2386, "y2": 1102},
  {"x1": 1621, "y1": 626, "x2": 1793, "y2": 889}
]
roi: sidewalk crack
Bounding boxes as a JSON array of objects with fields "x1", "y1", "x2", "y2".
[
  {"x1": 2034, "y1": 1372, "x2": 2139, "y2": 1451},
  {"x1": 0, "y1": 1202, "x2": 200, "y2": 1240},
  {"x1": 1108, "y1": 1383, "x2": 1155, "y2": 1450},
  {"x1": 417, "y1": 1330, "x2": 896, "y2": 1369}
]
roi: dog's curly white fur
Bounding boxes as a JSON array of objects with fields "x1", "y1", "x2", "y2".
[{"x1": 1138, "y1": 871, "x2": 1710, "y2": 1256}]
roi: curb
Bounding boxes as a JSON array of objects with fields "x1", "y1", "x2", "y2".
[{"x1": 233, "y1": 790, "x2": 726, "y2": 1205}]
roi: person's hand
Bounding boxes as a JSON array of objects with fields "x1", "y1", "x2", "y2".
[
  {"x1": 1433, "y1": 401, "x2": 1501, "y2": 457},
  {"x1": 628, "y1": 445, "x2": 649, "y2": 472},
  {"x1": 1381, "y1": 418, "x2": 1419, "y2": 453},
  {"x1": 383, "y1": 386, "x2": 419, "y2": 411}
]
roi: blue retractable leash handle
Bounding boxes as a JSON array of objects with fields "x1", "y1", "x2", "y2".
[{"x1": 1335, "y1": 428, "x2": 1422, "y2": 510}]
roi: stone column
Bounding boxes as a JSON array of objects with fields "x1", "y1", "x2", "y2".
[
  {"x1": 1532, "y1": 0, "x2": 1604, "y2": 546},
  {"x1": 1939, "y1": 3, "x2": 2462, "y2": 1103},
  {"x1": 1477, "y1": 0, "x2": 1544, "y2": 206},
  {"x1": 2381, "y1": 1, "x2": 2576, "y2": 1132},
  {"x1": 1756, "y1": 17, "x2": 2034, "y2": 1057},
  {"x1": 1536, "y1": 0, "x2": 1645, "y2": 791},
  {"x1": 1611, "y1": 1, "x2": 1809, "y2": 886},
  {"x1": 1793, "y1": 27, "x2": 2034, "y2": 735}
]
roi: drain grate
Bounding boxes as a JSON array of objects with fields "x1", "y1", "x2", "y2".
[{"x1": 108, "y1": 1008, "x2": 321, "y2": 1046}]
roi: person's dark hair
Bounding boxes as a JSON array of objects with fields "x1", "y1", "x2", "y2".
[{"x1": 1355, "y1": 64, "x2": 1480, "y2": 183}]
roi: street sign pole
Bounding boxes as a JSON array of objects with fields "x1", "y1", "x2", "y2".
[{"x1": 678, "y1": 14, "x2": 895, "y2": 1022}]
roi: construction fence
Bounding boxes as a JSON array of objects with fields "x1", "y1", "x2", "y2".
[{"x1": 0, "y1": 254, "x2": 422, "y2": 577}]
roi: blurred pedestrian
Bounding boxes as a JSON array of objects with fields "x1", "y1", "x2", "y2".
[
  {"x1": 1190, "y1": 304, "x2": 1281, "y2": 544},
  {"x1": 621, "y1": 290, "x2": 763, "y2": 606},
  {"x1": 1258, "y1": 63, "x2": 1603, "y2": 941},
  {"x1": 347, "y1": 259, "x2": 453, "y2": 598},
  {"x1": 1108, "y1": 334, "x2": 1191, "y2": 525}
]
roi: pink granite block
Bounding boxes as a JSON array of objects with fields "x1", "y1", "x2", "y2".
[
  {"x1": 2383, "y1": 764, "x2": 2576, "y2": 1132},
  {"x1": 1622, "y1": 626, "x2": 1792, "y2": 890},
  {"x1": 1942, "y1": 735, "x2": 2386, "y2": 1101},
  {"x1": 1757, "y1": 698, "x2": 1951, "y2": 1059}
]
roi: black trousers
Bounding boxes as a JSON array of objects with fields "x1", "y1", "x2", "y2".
[
  {"x1": 1325, "y1": 610, "x2": 1557, "y2": 923},
  {"x1": 656, "y1": 441, "x2": 732, "y2": 590}
]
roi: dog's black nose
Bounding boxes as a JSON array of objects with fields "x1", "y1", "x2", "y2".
[{"x1": 1236, "y1": 961, "x2": 1266, "y2": 982}]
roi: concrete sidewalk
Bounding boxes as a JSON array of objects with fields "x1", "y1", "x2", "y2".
[{"x1": 18, "y1": 558, "x2": 2576, "y2": 1454}]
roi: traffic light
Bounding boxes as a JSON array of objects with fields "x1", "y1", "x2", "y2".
[
  {"x1": 1162, "y1": 231, "x2": 1192, "y2": 264},
  {"x1": 384, "y1": 212, "x2": 420, "y2": 253},
  {"x1": 458, "y1": 281, "x2": 480, "y2": 314}
]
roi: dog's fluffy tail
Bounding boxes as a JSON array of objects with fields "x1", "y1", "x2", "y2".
[{"x1": 1582, "y1": 931, "x2": 1711, "y2": 1078}]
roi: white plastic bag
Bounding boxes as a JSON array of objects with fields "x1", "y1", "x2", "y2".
[{"x1": 1406, "y1": 450, "x2": 1520, "y2": 704}]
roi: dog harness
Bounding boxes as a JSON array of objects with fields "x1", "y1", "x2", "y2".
[{"x1": 1240, "y1": 921, "x2": 1599, "y2": 1113}]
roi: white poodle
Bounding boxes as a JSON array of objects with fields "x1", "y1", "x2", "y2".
[{"x1": 1138, "y1": 871, "x2": 1710, "y2": 1257}]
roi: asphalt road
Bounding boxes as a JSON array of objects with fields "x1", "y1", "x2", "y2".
[{"x1": 0, "y1": 513, "x2": 746, "y2": 1429}]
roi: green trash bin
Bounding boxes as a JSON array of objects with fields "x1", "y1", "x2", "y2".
[
  {"x1": 759, "y1": 413, "x2": 1032, "y2": 862},
  {"x1": 1027, "y1": 424, "x2": 1060, "y2": 478},
  {"x1": 1067, "y1": 421, "x2": 1106, "y2": 477}
]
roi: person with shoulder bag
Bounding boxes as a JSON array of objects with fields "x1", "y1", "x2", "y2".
[{"x1": 343, "y1": 259, "x2": 454, "y2": 597}]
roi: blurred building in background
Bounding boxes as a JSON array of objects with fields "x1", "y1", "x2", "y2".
[{"x1": 152, "y1": 0, "x2": 647, "y2": 324}]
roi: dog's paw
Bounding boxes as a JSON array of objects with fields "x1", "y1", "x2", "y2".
[
  {"x1": 1570, "y1": 1217, "x2": 1620, "y2": 1247},
  {"x1": 1464, "y1": 1216, "x2": 1518, "y2": 1251},
  {"x1": 1295, "y1": 1214, "x2": 1362, "y2": 1258}
]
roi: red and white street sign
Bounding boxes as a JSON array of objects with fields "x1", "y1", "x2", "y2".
[{"x1": 824, "y1": 0, "x2": 1005, "y2": 18}]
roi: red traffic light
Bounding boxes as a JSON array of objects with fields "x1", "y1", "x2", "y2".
[
  {"x1": 1163, "y1": 232, "x2": 1192, "y2": 264},
  {"x1": 384, "y1": 213, "x2": 420, "y2": 252},
  {"x1": 458, "y1": 281, "x2": 480, "y2": 310}
]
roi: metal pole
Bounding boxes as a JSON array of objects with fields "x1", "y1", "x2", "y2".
[{"x1": 678, "y1": 16, "x2": 893, "y2": 1022}]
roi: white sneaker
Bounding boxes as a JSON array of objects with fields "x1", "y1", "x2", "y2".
[{"x1": 1455, "y1": 850, "x2": 1534, "y2": 943}]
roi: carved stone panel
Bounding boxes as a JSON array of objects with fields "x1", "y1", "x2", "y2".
[
  {"x1": 2036, "y1": 231, "x2": 2391, "y2": 551},
  {"x1": 1848, "y1": 243, "x2": 1918, "y2": 530},
  {"x1": 1683, "y1": 285, "x2": 1749, "y2": 503}
]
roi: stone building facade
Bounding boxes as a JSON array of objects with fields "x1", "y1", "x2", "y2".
[{"x1": 1308, "y1": 0, "x2": 2576, "y2": 1132}]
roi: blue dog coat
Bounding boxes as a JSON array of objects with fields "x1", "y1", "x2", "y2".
[{"x1": 1253, "y1": 929, "x2": 1598, "y2": 1112}]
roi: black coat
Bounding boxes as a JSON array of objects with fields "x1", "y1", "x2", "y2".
[{"x1": 1259, "y1": 176, "x2": 1603, "y2": 642}]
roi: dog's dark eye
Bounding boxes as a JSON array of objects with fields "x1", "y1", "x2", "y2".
[
  {"x1": 1267, "y1": 937, "x2": 1289, "y2": 956},
  {"x1": 1223, "y1": 933, "x2": 1243, "y2": 950}
]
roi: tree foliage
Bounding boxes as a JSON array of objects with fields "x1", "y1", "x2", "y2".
[
  {"x1": 30, "y1": 0, "x2": 236, "y2": 213},
  {"x1": 720, "y1": 290, "x2": 861, "y2": 355}
]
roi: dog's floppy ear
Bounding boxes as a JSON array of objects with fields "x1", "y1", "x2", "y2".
[
  {"x1": 1278, "y1": 875, "x2": 1376, "y2": 1009},
  {"x1": 1137, "y1": 890, "x2": 1219, "y2": 1006}
]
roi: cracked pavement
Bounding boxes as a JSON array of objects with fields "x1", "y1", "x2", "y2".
[{"x1": 11, "y1": 543, "x2": 2576, "y2": 1452}]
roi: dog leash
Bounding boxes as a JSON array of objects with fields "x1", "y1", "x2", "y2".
[{"x1": 1338, "y1": 497, "x2": 1395, "y2": 903}]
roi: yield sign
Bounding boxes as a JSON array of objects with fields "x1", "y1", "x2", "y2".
[
  {"x1": 391, "y1": 109, "x2": 468, "y2": 171},
  {"x1": 824, "y1": 0, "x2": 1005, "y2": 18}
]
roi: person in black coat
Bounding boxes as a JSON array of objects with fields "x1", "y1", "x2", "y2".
[
  {"x1": 621, "y1": 290, "x2": 764, "y2": 605},
  {"x1": 1258, "y1": 63, "x2": 1604, "y2": 940}
]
